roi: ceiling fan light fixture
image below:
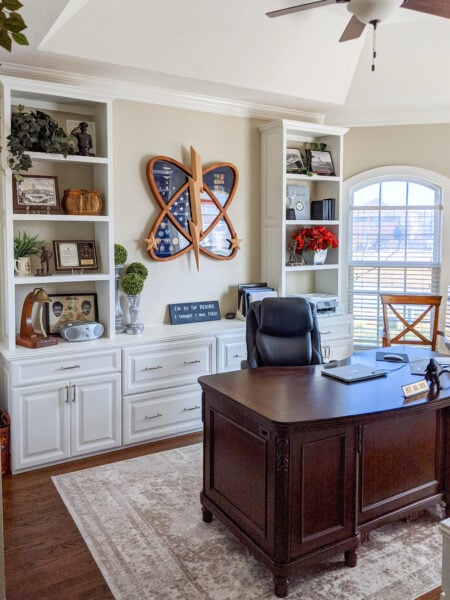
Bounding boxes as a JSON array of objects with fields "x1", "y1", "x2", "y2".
[{"x1": 347, "y1": 0, "x2": 403, "y2": 24}]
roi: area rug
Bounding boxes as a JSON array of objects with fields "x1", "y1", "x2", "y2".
[{"x1": 52, "y1": 443, "x2": 443, "y2": 600}]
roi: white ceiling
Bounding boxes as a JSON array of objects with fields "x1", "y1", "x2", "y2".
[{"x1": 4, "y1": 0, "x2": 450, "y2": 125}]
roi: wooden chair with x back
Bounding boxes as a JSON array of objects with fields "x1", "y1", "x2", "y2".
[{"x1": 380, "y1": 294, "x2": 443, "y2": 351}]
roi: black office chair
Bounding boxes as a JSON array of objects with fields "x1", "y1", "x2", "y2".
[{"x1": 242, "y1": 297, "x2": 323, "y2": 368}]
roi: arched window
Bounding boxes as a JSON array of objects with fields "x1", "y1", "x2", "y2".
[{"x1": 346, "y1": 168, "x2": 443, "y2": 348}]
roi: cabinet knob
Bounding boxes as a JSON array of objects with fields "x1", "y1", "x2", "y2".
[{"x1": 233, "y1": 353, "x2": 245, "y2": 358}]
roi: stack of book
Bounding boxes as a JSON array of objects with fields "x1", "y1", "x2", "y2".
[
  {"x1": 237, "y1": 283, "x2": 277, "y2": 318},
  {"x1": 311, "y1": 198, "x2": 335, "y2": 220}
]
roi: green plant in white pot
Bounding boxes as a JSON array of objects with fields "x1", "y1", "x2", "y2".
[
  {"x1": 121, "y1": 263, "x2": 148, "y2": 335},
  {"x1": 13, "y1": 230, "x2": 42, "y2": 276}
]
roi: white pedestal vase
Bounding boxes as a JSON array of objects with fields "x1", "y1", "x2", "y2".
[
  {"x1": 115, "y1": 265, "x2": 125, "y2": 333},
  {"x1": 302, "y1": 249, "x2": 328, "y2": 265},
  {"x1": 125, "y1": 294, "x2": 144, "y2": 335}
]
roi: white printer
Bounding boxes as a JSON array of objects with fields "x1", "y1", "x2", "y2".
[{"x1": 291, "y1": 293, "x2": 343, "y2": 316}]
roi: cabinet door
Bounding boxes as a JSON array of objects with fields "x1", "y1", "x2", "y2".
[
  {"x1": 216, "y1": 332, "x2": 247, "y2": 372},
  {"x1": 13, "y1": 382, "x2": 70, "y2": 472},
  {"x1": 290, "y1": 424, "x2": 356, "y2": 558},
  {"x1": 70, "y1": 373, "x2": 121, "y2": 457},
  {"x1": 321, "y1": 338, "x2": 354, "y2": 362}
]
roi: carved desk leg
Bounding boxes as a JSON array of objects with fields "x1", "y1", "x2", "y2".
[
  {"x1": 273, "y1": 575, "x2": 288, "y2": 598},
  {"x1": 202, "y1": 506, "x2": 213, "y2": 523},
  {"x1": 345, "y1": 548, "x2": 358, "y2": 567}
]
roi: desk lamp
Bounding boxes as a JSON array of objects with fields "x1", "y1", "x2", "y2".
[{"x1": 16, "y1": 287, "x2": 58, "y2": 349}]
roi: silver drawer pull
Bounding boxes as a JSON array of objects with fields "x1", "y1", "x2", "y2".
[
  {"x1": 183, "y1": 405, "x2": 200, "y2": 412},
  {"x1": 57, "y1": 364, "x2": 81, "y2": 371},
  {"x1": 233, "y1": 353, "x2": 245, "y2": 358},
  {"x1": 184, "y1": 360, "x2": 201, "y2": 365},
  {"x1": 320, "y1": 330, "x2": 331, "y2": 335},
  {"x1": 144, "y1": 413, "x2": 163, "y2": 419},
  {"x1": 143, "y1": 365, "x2": 163, "y2": 371}
]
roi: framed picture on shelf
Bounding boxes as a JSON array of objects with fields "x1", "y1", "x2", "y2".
[
  {"x1": 66, "y1": 119, "x2": 97, "y2": 155},
  {"x1": 53, "y1": 240, "x2": 98, "y2": 271},
  {"x1": 45, "y1": 292, "x2": 98, "y2": 335},
  {"x1": 286, "y1": 184, "x2": 310, "y2": 220},
  {"x1": 13, "y1": 175, "x2": 61, "y2": 214},
  {"x1": 286, "y1": 148, "x2": 304, "y2": 173},
  {"x1": 308, "y1": 150, "x2": 335, "y2": 176}
]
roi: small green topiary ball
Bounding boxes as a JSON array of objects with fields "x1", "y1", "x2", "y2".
[
  {"x1": 126, "y1": 262, "x2": 148, "y2": 280},
  {"x1": 121, "y1": 273, "x2": 145, "y2": 295},
  {"x1": 114, "y1": 243, "x2": 128, "y2": 265}
]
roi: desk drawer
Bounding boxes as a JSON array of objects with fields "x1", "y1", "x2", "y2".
[
  {"x1": 319, "y1": 320, "x2": 353, "y2": 340},
  {"x1": 123, "y1": 337, "x2": 215, "y2": 394},
  {"x1": 11, "y1": 349, "x2": 121, "y2": 386},
  {"x1": 123, "y1": 384, "x2": 202, "y2": 445},
  {"x1": 217, "y1": 332, "x2": 246, "y2": 372}
]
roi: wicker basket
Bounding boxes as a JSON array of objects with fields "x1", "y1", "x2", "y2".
[{"x1": 62, "y1": 189, "x2": 103, "y2": 216}]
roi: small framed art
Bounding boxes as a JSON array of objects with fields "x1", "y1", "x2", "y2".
[
  {"x1": 13, "y1": 175, "x2": 61, "y2": 214},
  {"x1": 286, "y1": 148, "x2": 304, "y2": 173},
  {"x1": 53, "y1": 240, "x2": 98, "y2": 271},
  {"x1": 45, "y1": 292, "x2": 98, "y2": 335},
  {"x1": 308, "y1": 150, "x2": 335, "y2": 176}
]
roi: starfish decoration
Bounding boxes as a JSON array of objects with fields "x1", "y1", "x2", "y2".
[
  {"x1": 228, "y1": 237, "x2": 242, "y2": 250},
  {"x1": 144, "y1": 233, "x2": 161, "y2": 252}
]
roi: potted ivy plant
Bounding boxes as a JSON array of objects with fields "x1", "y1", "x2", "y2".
[{"x1": 7, "y1": 106, "x2": 74, "y2": 178}]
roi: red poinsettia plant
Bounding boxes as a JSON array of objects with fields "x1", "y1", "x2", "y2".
[{"x1": 292, "y1": 225, "x2": 339, "y2": 252}]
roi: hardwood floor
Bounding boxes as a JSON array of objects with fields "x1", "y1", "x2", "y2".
[
  {"x1": 2, "y1": 432, "x2": 202, "y2": 600},
  {"x1": 2, "y1": 431, "x2": 442, "y2": 600}
]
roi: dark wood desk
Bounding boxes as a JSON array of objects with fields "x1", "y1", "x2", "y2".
[{"x1": 199, "y1": 348, "x2": 450, "y2": 598}]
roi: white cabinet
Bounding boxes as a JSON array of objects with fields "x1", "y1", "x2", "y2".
[
  {"x1": 216, "y1": 330, "x2": 247, "y2": 372},
  {"x1": 318, "y1": 314, "x2": 353, "y2": 362},
  {"x1": 259, "y1": 119, "x2": 347, "y2": 298},
  {"x1": 6, "y1": 348, "x2": 121, "y2": 472},
  {"x1": 0, "y1": 77, "x2": 114, "y2": 350},
  {"x1": 122, "y1": 335, "x2": 216, "y2": 446}
]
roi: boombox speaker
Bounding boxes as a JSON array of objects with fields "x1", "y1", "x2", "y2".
[{"x1": 59, "y1": 320, "x2": 104, "y2": 342}]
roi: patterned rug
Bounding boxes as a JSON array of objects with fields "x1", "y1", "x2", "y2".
[{"x1": 52, "y1": 443, "x2": 443, "y2": 600}]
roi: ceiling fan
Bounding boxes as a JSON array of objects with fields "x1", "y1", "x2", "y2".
[{"x1": 266, "y1": 0, "x2": 450, "y2": 43}]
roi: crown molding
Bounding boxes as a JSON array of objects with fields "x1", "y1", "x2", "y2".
[
  {"x1": 0, "y1": 62, "x2": 326, "y2": 124},
  {"x1": 326, "y1": 105, "x2": 450, "y2": 127}
]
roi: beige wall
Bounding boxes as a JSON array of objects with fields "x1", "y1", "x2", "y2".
[
  {"x1": 344, "y1": 123, "x2": 450, "y2": 322},
  {"x1": 112, "y1": 100, "x2": 265, "y2": 325},
  {"x1": 344, "y1": 123, "x2": 450, "y2": 180},
  {"x1": 112, "y1": 104, "x2": 450, "y2": 327}
]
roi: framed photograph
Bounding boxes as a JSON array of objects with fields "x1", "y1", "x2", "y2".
[
  {"x1": 53, "y1": 240, "x2": 98, "y2": 271},
  {"x1": 286, "y1": 148, "x2": 304, "y2": 173},
  {"x1": 308, "y1": 150, "x2": 335, "y2": 176},
  {"x1": 45, "y1": 293, "x2": 98, "y2": 335},
  {"x1": 66, "y1": 119, "x2": 97, "y2": 155},
  {"x1": 13, "y1": 175, "x2": 61, "y2": 214},
  {"x1": 286, "y1": 184, "x2": 310, "y2": 220}
]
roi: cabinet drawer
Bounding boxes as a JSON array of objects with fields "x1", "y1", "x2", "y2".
[
  {"x1": 123, "y1": 384, "x2": 203, "y2": 445},
  {"x1": 123, "y1": 337, "x2": 215, "y2": 394},
  {"x1": 11, "y1": 349, "x2": 121, "y2": 387},
  {"x1": 318, "y1": 317, "x2": 353, "y2": 340}
]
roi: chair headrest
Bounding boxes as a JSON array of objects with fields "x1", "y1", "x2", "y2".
[{"x1": 258, "y1": 298, "x2": 314, "y2": 337}]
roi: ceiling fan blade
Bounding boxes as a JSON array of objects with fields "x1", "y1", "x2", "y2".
[
  {"x1": 266, "y1": 0, "x2": 344, "y2": 19},
  {"x1": 339, "y1": 15, "x2": 366, "y2": 42},
  {"x1": 401, "y1": 0, "x2": 450, "y2": 19}
]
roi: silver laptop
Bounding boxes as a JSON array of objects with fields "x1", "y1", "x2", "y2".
[{"x1": 321, "y1": 363, "x2": 388, "y2": 383}]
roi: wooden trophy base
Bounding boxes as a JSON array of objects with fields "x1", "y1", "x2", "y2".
[{"x1": 16, "y1": 334, "x2": 58, "y2": 349}]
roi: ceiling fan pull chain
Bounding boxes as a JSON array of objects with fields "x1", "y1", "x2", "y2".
[{"x1": 371, "y1": 19, "x2": 378, "y2": 72}]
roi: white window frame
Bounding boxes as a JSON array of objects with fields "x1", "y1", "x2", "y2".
[{"x1": 342, "y1": 166, "x2": 449, "y2": 349}]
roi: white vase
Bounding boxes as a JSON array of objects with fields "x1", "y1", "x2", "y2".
[
  {"x1": 125, "y1": 294, "x2": 144, "y2": 335},
  {"x1": 14, "y1": 255, "x2": 32, "y2": 276},
  {"x1": 302, "y1": 249, "x2": 328, "y2": 265}
]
